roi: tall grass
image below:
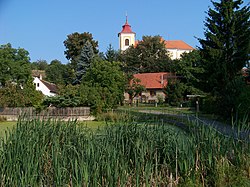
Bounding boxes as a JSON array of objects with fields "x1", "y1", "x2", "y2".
[{"x1": 0, "y1": 115, "x2": 249, "y2": 186}]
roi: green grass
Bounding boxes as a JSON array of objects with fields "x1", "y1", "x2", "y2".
[
  {"x1": 0, "y1": 120, "x2": 105, "y2": 138},
  {"x1": 0, "y1": 121, "x2": 16, "y2": 137}
]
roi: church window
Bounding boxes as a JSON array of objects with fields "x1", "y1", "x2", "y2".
[{"x1": 125, "y1": 39, "x2": 129, "y2": 46}]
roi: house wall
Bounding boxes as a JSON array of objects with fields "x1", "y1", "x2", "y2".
[
  {"x1": 33, "y1": 77, "x2": 56, "y2": 97},
  {"x1": 167, "y1": 49, "x2": 192, "y2": 59},
  {"x1": 124, "y1": 89, "x2": 165, "y2": 103}
]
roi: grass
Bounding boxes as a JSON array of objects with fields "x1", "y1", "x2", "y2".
[
  {"x1": 0, "y1": 121, "x2": 16, "y2": 137},
  {"x1": 0, "y1": 120, "x2": 105, "y2": 139}
]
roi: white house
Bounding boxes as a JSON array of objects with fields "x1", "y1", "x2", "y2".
[{"x1": 33, "y1": 76, "x2": 58, "y2": 97}]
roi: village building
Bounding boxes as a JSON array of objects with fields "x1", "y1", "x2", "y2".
[
  {"x1": 32, "y1": 70, "x2": 58, "y2": 97},
  {"x1": 124, "y1": 72, "x2": 176, "y2": 104},
  {"x1": 118, "y1": 17, "x2": 194, "y2": 59}
]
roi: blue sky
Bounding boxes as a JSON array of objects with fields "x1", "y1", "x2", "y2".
[{"x1": 0, "y1": 0, "x2": 214, "y2": 63}]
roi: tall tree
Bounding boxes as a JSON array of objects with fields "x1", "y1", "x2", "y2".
[
  {"x1": 198, "y1": 0, "x2": 250, "y2": 117},
  {"x1": 120, "y1": 35, "x2": 172, "y2": 73},
  {"x1": 0, "y1": 43, "x2": 31, "y2": 87},
  {"x1": 73, "y1": 41, "x2": 94, "y2": 84},
  {"x1": 198, "y1": 0, "x2": 250, "y2": 93},
  {"x1": 64, "y1": 32, "x2": 98, "y2": 68},
  {"x1": 83, "y1": 57, "x2": 126, "y2": 112}
]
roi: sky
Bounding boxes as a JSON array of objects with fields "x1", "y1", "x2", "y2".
[{"x1": 0, "y1": 0, "x2": 214, "y2": 64}]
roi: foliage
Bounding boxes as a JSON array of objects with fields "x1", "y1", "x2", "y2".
[
  {"x1": 30, "y1": 60, "x2": 48, "y2": 70},
  {"x1": 119, "y1": 35, "x2": 172, "y2": 73},
  {"x1": 83, "y1": 58, "x2": 126, "y2": 113},
  {"x1": 73, "y1": 41, "x2": 94, "y2": 85},
  {"x1": 0, "y1": 116, "x2": 249, "y2": 186},
  {"x1": 126, "y1": 78, "x2": 145, "y2": 104},
  {"x1": 63, "y1": 32, "x2": 98, "y2": 69},
  {"x1": 0, "y1": 43, "x2": 31, "y2": 87},
  {"x1": 43, "y1": 84, "x2": 81, "y2": 107},
  {"x1": 45, "y1": 59, "x2": 68, "y2": 85},
  {"x1": 0, "y1": 79, "x2": 44, "y2": 107},
  {"x1": 198, "y1": 0, "x2": 250, "y2": 117},
  {"x1": 104, "y1": 44, "x2": 118, "y2": 62}
]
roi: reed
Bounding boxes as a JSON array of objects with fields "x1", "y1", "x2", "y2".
[{"x1": 0, "y1": 114, "x2": 249, "y2": 186}]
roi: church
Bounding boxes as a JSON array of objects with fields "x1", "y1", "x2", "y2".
[
  {"x1": 119, "y1": 17, "x2": 194, "y2": 104},
  {"x1": 118, "y1": 17, "x2": 194, "y2": 59}
]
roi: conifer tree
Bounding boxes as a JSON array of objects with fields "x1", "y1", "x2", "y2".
[
  {"x1": 73, "y1": 41, "x2": 94, "y2": 84},
  {"x1": 198, "y1": 0, "x2": 250, "y2": 117},
  {"x1": 198, "y1": 0, "x2": 250, "y2": 93}
]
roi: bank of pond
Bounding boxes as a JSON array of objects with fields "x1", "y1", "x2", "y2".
[{"x1": 0, "y1": 116, "x2": 249, "y2": 186}]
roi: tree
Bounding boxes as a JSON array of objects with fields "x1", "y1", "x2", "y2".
[
  {"x1": 0, "y1": 79, "x2": 44, "y2": 107},
  {"x1": 120, "y1": 35, "x2": 172, "y2": 73},
  {"x1": 82, "y1": 57, "x2": 126, "y2": 112},
  {"x1": 0, "y1": 43, "x2": 31, "y2": 87},
  {"x1": 198, "y1": 0, "x2": 250, "y2": 93},
  {"x1": 63, "y1": 32, "x2": 98, "y2": 68},
  {"x1": 198, "y1": 0, "x2": 250, "y2": 117},
  {"x1": 73, "y1": 41, "x2": 94, "y2": 84},
  {"x1": 30, "y1": 60, "x2": 48, "y2": 70},
  {"x1": 45, "y1": 59, "x2": 68, "y2": 85},
  {"x1": 126, "y1": 78, "x2": 145, "y2": 104},
  {"x1": 105, "y1": 44, "x2": 118, "y2": 62}
]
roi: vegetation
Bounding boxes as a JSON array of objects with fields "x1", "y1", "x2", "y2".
[
  {"x1": 119, "y1": 35, "x2": 172, "y2": 73},
  {"x1": 198, "y1": 0, "x2": 250, "y2": 117},
  {"x1": 0, "y1": 43, "x2": 31, "y2": 87},
  {"x1": 0, "y1": 115, "x2": 249, "y2": 186}
]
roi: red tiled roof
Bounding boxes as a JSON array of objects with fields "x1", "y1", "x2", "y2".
[
  {"x1": 134, "y1": 39, "x2": 194, "y2": 50},
  {"x1": 133, "y1": 72, "x2": 170, "y2": 89},
  {"x1": 119, "y1": 17, "x2": 135, "y2": 34},
  {"x1": 40, "y1": 79, "x2": 58, "y2": 93},
  {"x1": 164, "y1": 40, "x2": 194, "y2": 50}
]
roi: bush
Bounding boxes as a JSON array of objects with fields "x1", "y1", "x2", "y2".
[{"x1": 0, "y1": 116, "x2": 6, "y2": 122}]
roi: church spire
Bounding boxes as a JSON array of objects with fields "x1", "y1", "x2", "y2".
[{"x1": 118, "y1": 15, "x2": 136, "y2": 51}]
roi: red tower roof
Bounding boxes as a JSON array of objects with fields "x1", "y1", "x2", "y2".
[{"x1": 119, "y1": 16, "x2": 135, "y2": 34}]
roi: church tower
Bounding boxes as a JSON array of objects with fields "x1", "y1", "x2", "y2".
[{"x1": 118, "y1": 16, "x2": 135, "y2": 51}]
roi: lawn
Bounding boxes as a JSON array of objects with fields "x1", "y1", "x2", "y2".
[
  {"x1": 0, "y1": 120, "x2": 105, "y2": 138},
  {"x1": 0, "y1": 121, "x2": 16, "y2": 138}
]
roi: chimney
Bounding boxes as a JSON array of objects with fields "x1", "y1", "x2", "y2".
[{"x1": 39, "y1": 74, "x2": 42, "y2": 80}]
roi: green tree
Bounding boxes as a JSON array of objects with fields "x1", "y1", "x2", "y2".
[
  {"x1": 0, "y1": 79, "x2": 44, "y2": 107},
  {"x1": 198, "y1": 0, "x2": 250, "y2": 117},
  {"x1": 73, "y1": 41, "x2": 94, "y2": 84},
  {"x1": 64, "y1": 32, "x2": 98, "y2": 68},
  {"x1": 45, "y1": 59, "x2": 68, "y2": 85},
  {"x1": 83, "y1": 57, "x2": 126, "y2": 112},
  {"x1": 30, "y1": 60, "x2": 48, "y2": 70},
  {"x1": 120, "y1": 35, "x2": 172, "y2": 73},
  {"x1": 126, "y1": 78, "x2": 145, "y2": 104},
  {"x1": 0, "y1": 43, "x2": 31, "y2": 87},
  {"x1": 105, "y1": 44, "x2": 118, "y2": 62}
]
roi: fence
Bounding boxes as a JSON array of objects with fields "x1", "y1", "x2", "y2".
[{"x1": 0, "y1": 107, "x2": 91, "y2": 121}]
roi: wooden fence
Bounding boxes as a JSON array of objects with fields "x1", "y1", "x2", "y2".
[{"x1": 0, "y1": 107, "x2": 91, "y2": 121}]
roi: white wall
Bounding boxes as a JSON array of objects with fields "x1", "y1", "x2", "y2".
[
  {"x1": 167, "y1": 49, "x2": 192, "y2": 60},
  {"x1": 33, "y1": 77, "x2": 56, "y2": 97},
  {"x1": 119, "y1": 33, "x2": 135, "y2": 51}
]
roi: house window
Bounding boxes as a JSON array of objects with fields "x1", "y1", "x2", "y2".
[
  {"x1": 150, "y1": 90, "x2": 156, "y2": 96},
  {"x1": 37, "y1": 83, "x2": 39, "y2": 87},
  {"x1": 125, "y1": 39, "x2": 129, "y2": 46}
]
